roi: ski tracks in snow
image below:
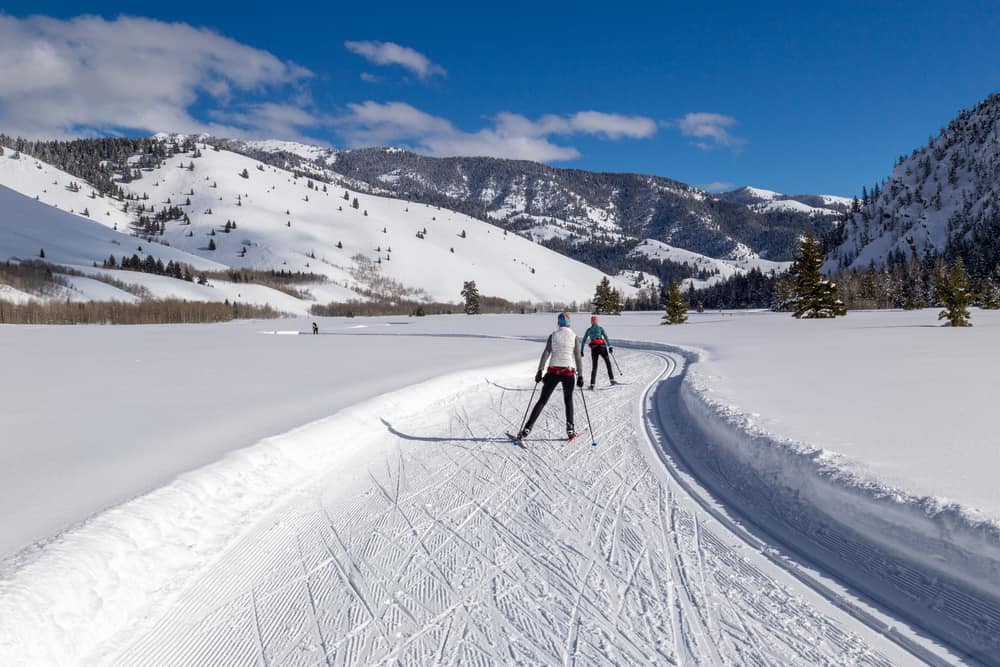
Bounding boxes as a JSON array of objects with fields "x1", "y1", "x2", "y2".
[{"x1": 110, "y1": 352, "x2": 908, "y2": 666}]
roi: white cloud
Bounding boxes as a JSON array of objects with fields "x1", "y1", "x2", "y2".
[
  {"x1": 359, "y1": 72, "x2": 380, "y2": 83},
  {"x1": 333, "y1": 102, "x2": 657, "y2": 162},
  {"x1": 344, "y1": 41, "x2": 446, "y2": 79},
  {"x1": 674, "y1": 112, "x2": 746, "y2": 151},
  {"x1": 0, "y1": 14, "x2": 320, "y2": 140},
  {"x1": 494, "y1": 111, "x2": 657, "y2": 140}
]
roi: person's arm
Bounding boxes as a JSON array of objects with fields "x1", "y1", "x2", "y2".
[
  {"x1": 580, "y1": 327, "x2": 591, "y2": 349},
  {"x1": 536, "y1": 334, "x2": 553, "y2": 378},
  {"x1": 574, "y1": 336, "x2": 583, "y2": 375},
  {"x1": 601, "y1": 326, "x2": 611, "y2": 347}
]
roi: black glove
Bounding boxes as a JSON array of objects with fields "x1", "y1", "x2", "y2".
[
  {"x1": 609, "y1": 347, "x2": 614, "y2": 353},
  {"x1": 576, "y1": 376, "x2": 584, "y2": 388},
  {"x1": 535, "y1": 370, "x2": 543, "y2": 383}
]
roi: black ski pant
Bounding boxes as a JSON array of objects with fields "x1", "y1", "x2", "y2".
[
  {"x1": 589, "y1": 345, "x2": 614, "y2": 385},
  {"x1": 525, "y1": 373, "x2": 575, "y2": 431}
]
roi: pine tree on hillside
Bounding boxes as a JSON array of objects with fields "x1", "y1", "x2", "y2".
[
  {"x1": 935, "y1": 259, "x2": 972, "y2": 326},
  {"x1": 239, "y1": 168, "x2": 249, "y2": 179},
  {"x1": 208, "y1": 238, "x2": 216, "y2": 251},
  {"x1": 461, "y1": 280, "x2": 481, "y2": 314},
  {"x1": 790, "y1": 231, "x2": 846, "y2": 319},
  {"x1": 39, "y1": 248, "x2": 45, "y2": 259},
  {"x1": 352, "y1": 197, "x2": 359, "y2": 209},
  {"x1": 661, "y1": 282, "x2": 688, "y2": 324}
]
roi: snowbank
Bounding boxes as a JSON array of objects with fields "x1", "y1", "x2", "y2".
[{"x1": 669, "y1": 345, "x2": 1000, "y2": 659}]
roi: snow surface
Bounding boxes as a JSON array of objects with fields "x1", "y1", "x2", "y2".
[
  {"x1": 3, "y1": 309, "x2": 1000, "y2": 664},
  {"x1": 0, "y1": 144, "x2": 635, "y2": 305},
  {"x1": 0, "y1": 320, "x2": 533, "y2": 557},
  {"x1": 0, "y1": 343, "x2": 924, "y2": 666}
]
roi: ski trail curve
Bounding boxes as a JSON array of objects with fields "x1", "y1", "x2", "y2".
[{"x1": 105, "y1": 350, "x2": 921, "y2": 666}]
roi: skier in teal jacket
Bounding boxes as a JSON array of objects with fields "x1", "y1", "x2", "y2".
[{"x1": 581, "y1": 315, "x2": 618, "y2": 389}]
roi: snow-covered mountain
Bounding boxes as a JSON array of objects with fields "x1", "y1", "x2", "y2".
[
  {"x1": 222, "y1": 142, "x2": 844, "y2": 266},
  {"x1": 719, "y1": 186, "x2": 851, "y2": 216},
  {"x1": 0, "y1": 138, "x2": 636, "y2": 309},
  {"x1": 826, "y1": 92, "x2": 1000, "y2": 274}
]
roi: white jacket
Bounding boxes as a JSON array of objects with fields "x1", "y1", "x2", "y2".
[{"x1": 537, "y1": 327, "x2": 583, "y2": 374}]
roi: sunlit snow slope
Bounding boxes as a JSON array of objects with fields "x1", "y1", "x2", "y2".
[{"x1": 0, "y1": 142, "x2": 634, "y2": 305}]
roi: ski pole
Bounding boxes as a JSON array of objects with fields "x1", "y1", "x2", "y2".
[
  {"x1": 518, "y1": 379, "x2": 540, "y2": 434},
  {"x1": 578, "y1": 381, "x2": 597, "y2": 447},
  {"x1": 611, "y1": 348, "x2": 623, "y2": 376}
]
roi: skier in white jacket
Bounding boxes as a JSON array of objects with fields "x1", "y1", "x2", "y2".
[{"x1": 517, "y1": 312, "x2": 584, "y2": 441}]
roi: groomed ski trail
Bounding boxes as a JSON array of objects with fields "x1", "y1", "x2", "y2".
[{"x1": 105, "y1": 351, "x2": 923, "y2": 666}]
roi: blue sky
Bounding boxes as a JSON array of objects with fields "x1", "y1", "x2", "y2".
[{"x1": 1, "y1": 1, "x2": 998, "y2": 196}]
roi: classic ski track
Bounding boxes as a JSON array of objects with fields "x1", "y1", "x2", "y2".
[{"x1": 110, "y1": 350, "x2": 920, "y2": 666}]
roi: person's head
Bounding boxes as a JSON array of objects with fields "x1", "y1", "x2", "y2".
[
  {"x1": 557, "y1": 312, "x2": 570, "y2": 327},
  {"x1": 591, "y1": 315, "x2": 599, "y2": 325}
]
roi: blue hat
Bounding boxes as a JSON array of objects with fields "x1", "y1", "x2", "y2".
[{"x1": 557, "y1": 312, "x2": 570, "y2": 327}]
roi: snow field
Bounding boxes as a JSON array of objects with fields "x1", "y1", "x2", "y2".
[
  {"x1": 2, "y1": 310, "x2": 998, "y2": 664},
  {"x1": 101, "y1": 351, "x2": 912, "y2": 665},
  {"x1": 0, "y1": 362, "x2": 533, "y2": 666},
  {"x1": 0, "y1": 320, "x2": 534, "y2": 557}
]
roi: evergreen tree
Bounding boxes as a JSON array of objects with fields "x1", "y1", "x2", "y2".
[
  {"x1": 39, "y1": 248, "x2": 45, "y2": 259},
  {"x1": 208, "y1": 238, "x2": 216, "y2": 251},
  {"x1": 661, "y1": 282, "x2": 688, "y2": 324},
  {"x1": 790, "y1": 231, "x2": 846, "y2": 319},
  {"x1": 461, "y1": 280, "x2": 481, "y2": 314},
  {"x1": 935, "y1": 259, "x2": 972, "y2": 326},
  {"x1": 770, "y1": 275, "x2": 797, "y2": 312},
  {"x1": 239, "y1": 168, "x2": 249, "y2": 178},
  {"x1": 975, "y1": 271, "x2": 1000, "y2": 310},
  {"x1": 592, "y1": 277, "x2": 613, "y2": 314},
  {"x1": 352, "y1": 197, "x2": 360, "y2": 209}
]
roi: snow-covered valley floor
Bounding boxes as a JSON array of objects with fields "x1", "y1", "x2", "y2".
[
  {"x1": 3, "y1": 311, "x2": 1000, "y2": 665},
  {"x1": 34, "y1": 354, "x2": 916, "y2": 665}
]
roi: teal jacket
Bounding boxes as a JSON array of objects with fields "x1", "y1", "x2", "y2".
[{"x1": 581, "y1": 324, "x2": 611, "y2": 350}]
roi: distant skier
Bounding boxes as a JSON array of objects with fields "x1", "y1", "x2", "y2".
[
  {"x1": 312, "y1": 322, "x2": 319, "y2": 335},
  {"x1": 581, "y1": 315, "x2": 617, "y2": 389},
  {"x1": 516, "y1": 312, "x2": 584, "y2": 441}
]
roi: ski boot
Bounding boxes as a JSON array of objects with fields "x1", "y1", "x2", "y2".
[
  {"x1": 610, "y1": 378, "x2": 620, "y2": 386},
  {"x1": 567, "y1": 424, "x2": 576, "y2": 440},
  {"x1": 588, "y1": 383, "x2": 595, "y2": 390},
  {"x1": 516, "y1": 427, "x2": 531, "y2": 441}
]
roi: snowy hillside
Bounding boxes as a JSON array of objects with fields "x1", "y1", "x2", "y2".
[
  {"x1": 0, "y1": 184, "x2": 223, "y2": 271},
  {"x1": 827, "y1": 92, "x2": 1000, "y2": 273},
  {"x1": 631, "y1": 238, "x2": 791, "y2": 288},
  {"x1": 719, "y1": 185, "x2": 850, "y2": 216},
  {"x1": 224, "y1": 143, "x2": 840, "y2": 264},
  {"x1": 0, "y1": 139, "x2": 634, "y2": 306}
]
